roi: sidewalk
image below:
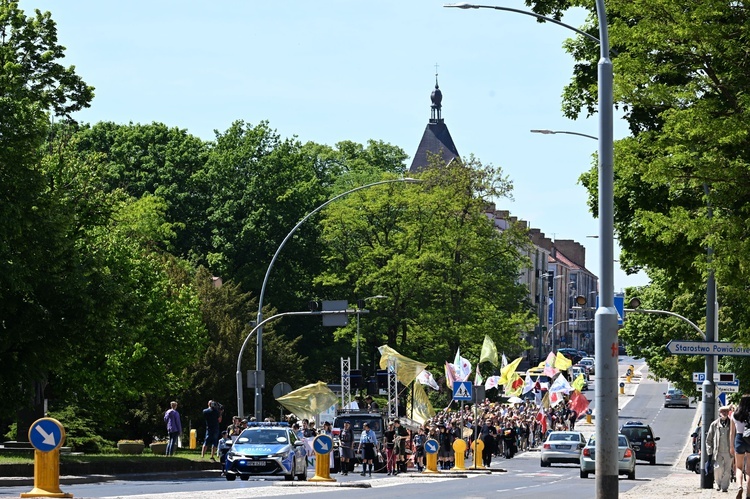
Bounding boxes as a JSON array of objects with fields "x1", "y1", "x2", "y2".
[{"x1": 612, "y1": 366, "x2": 722, "y2": 498}]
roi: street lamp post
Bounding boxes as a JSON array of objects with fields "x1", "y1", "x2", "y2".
[
  {"x1": 356, "y1": 295, "x2": 388, "y2": 370},
  {"x1": 248, "y1": 177, "x2": 419, "y2": 421},
  {"x1": 531, "y1": 129, "x2": 599, "y2": 141},
  {"x1": 444, "y1": 3, "x2": 616, "y2": 497}
]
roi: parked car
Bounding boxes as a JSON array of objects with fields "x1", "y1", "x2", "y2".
[
  {"x1": 580, "y1": 433, "x2": 636, "y2": 480},
  {"x1": 225, "y1": 422, "x2": 307, "y2": 481},
  {"x1": 619, "y1": 421, "x2": 660, "y2": 465},
  {"x1": 664, "y1": 387, "x2": 690, "y2": 408},
  {"x1": 578, "y1": 357, "x2": 595, "y2": 375},
  {"x1": 540, "y1": 431, "x2": 586, "y2": 467}
]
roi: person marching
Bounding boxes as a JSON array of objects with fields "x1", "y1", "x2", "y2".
[
  {"x1": 393, "y1": 419, "x2": 409, "y2": 474},
  {"x1": 357, "y1": 422, "x2": 378, "y2": 477},
  {"x1": 338, "y1": 420, "x2": 354, "y2": 476}
]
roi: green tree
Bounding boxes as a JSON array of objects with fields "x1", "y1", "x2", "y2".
[
  {"x1": 315, "y1": 157, "x2": 534, "y2": 376},
  {"x1": 525, "y1": 0, "x2": 750, "y2": 391}
]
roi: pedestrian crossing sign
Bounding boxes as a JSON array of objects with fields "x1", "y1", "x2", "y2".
[{"x1": 452, "y1": 381, "x2": 472, "y2": 401}]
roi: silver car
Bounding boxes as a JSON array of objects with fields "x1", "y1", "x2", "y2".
[
  {"x1": 580, "y1": 434, "x2": 636, "y2": 480},
  {"x1": 664, "y1": 388, "x2": 689, "y2": 408},
  {"x1": 540, "y1": 431, "x2": 586, "y2": 467}
]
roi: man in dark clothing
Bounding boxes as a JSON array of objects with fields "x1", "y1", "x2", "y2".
[
  {"x1": 201, "y1": 400, "x2": 221, "y2": 461},
  {"x1": 393, "y1": 419, "x2": 409, "y2": 474},
  {"x1": 480, "y1": 420, "x2": 497, "y2": 467}
]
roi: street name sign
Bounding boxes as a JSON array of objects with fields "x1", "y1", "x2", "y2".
[
  {"x1": 696, "y1": 380, "x2": 739, "y2": 393},
  {"x1": 666, "y1": 341, "x2": 750, "y2": 356}
]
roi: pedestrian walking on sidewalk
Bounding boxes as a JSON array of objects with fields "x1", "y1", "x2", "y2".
[
  {"x1": 707, "y1": 405, "x2": 734, "y2": 493},
  {"x1": 731, "y1": 395, "x2": 750, "y2": 498}
]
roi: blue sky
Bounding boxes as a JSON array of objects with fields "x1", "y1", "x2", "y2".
[{"x1": 21, "y1": 0, "x2": 649, "y2": 291}]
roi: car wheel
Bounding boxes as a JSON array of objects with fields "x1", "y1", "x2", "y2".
[
  {"x1": 226, "y1": 474, "x2": 236, "y2": 481},
  {"x1": 239, "y1": 475, "x2": 249, "y2": 481},
  {"x1": 297, "y1": 461, "x2": 307, "y2": 481},
  {"x1": 628, "y1": 469, "x2": 635, "y2": 480},
  {"x1": 580, "y1": 470, "x2": 589, "y2": 479},
  {"x1": 649, "y1": 456, "x2": 656, "y2": 465},
  {"x1": 540, "y1": 459, "x2": 550, "y2": 467}
]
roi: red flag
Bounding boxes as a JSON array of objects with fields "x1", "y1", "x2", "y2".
[
  {"x1": 536, "y1": 408, "x2": 547, "y2": 435},
  {"x1": 569, "y1": 391, "x2": 590, "y2": 418}
]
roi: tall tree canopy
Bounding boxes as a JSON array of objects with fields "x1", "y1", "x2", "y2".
[
  {"x1": 315, "y1": 157, "x2": 535, "y2": 373},
  {"x1": 527, "y1": 0, "x2": 750, "y2": 391}
]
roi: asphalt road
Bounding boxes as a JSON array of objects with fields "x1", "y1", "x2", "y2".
[{"x1": 0, "y1": 358, "x2": 697, "y2": 499}]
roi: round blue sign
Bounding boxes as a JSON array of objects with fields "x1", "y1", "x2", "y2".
[
  {"x1": 424, "y1": 438, "x2": 439, "y2": 454},
  {"x1": 29, "y1": 418, "x2": 65, "y2": 452},
  {"x1": 313, "y1": 434, "x2": 333, "y2": 455}
]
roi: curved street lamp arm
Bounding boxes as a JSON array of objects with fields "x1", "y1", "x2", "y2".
[
  {"x1": 256, "y1": 178, "x2": 420, "y2": 320},
  {"x1": 624, "y1": 308, "x2": 706, "y2": 340},
  {"x1": 444, "y1": 3, "x2": 603, "y2": 48},
  {"x1": 530, "y1": 129, "x2": 599, "y2": 141}
]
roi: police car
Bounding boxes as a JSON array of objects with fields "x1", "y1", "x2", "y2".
[{"x1": 225, "y1": 422, "x2": 307, "y2": 481}]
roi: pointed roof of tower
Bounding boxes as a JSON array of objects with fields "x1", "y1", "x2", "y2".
[{"x1": 409, "y1": 73, "x2": 460, "y2": 173}]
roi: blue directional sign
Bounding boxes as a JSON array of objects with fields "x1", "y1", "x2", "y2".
[
  {"x1": 596, "y1": 295, "x2": 624, "y2": 325},
  {"x1": 667, "y1": 341, "x2": 750, "y2": 356},
  {"x1": 718, "y1": 392, "x2": 728, "y2": 407},
  {"x1": 29, "y1": 418, "x2": 65, "y2": 452},
  {"x1": 424, "y1": 438, "x2": 439, "y2": 454},
  {"x1": 452, "y1": 381, "x2": 472, "y2": 401},
  {"x1": 313, "y1": 434, "x2": 333, "y2": 455}
]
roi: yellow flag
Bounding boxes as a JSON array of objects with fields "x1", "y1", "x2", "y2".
[
  {"x1": 378, "y1": 345, "x2": 428, "y2": 386},
  {"x1": 504, "y1": 372, "x2": 524, "y2": 396},
  {"x1": 275, "y1": 381, "x2": 339, "y2": 421},
  {"x1": 555, "y1": 352, "x2": 573, "y2": 371},
  {"x1": 408, "y1": 382, "x2": 435, "y2": 424},
  {"x1": 479, "y1": 335, "x2": 498, "y2": 365},
  {"x1": 499, "y1": 356, "x2": 522, "y2": 385},
  {"x1": 571, "y1": 373, "x2": 586, "y2": 392}
]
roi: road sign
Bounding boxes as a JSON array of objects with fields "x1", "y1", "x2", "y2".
[
  {"x1": 452, "y1": 381, "x2": 472, "y2": 401},
  {"x1": 692, "y1": 372, "x2": 735, "y2": 383},
  {"x1": 696, "y1": 380, "x2": 739, "y2": 393},
  {"x1": 313, "y1": 434, "x2": 333, "y2": 455},
  {"x1": 29, "y1": 418, "x2": 65, "y2": 453},
  {"x1": 322, "y1": 300, "x2": 348, "y2": 327},
  {"x1": 424, "y1": 439, "x2": 439, "y2": 454},
  {"x1": 666, "y1": 341, "x2": 750, "y2": 356},
  {"x1": 718, "y1": 393, "x2": 728, "y2": 406},
  {"x1": 596, "y1": 295, "x2": 624, "y2": 325}
]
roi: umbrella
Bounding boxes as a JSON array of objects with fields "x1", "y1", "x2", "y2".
[{"x1": 507, "y1": 396, "x2": 524, "y2": 404}]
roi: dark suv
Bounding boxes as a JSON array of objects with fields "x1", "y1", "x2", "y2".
[{"x1": 619, "y1": 421, "x2": 660, "y2": 465}]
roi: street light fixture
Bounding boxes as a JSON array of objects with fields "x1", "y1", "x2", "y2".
[
  {"x1": 356, "y1": 295, "x2": 388, "y2": 370},
  {"x1": 531, "y1": 129, "x2": 599, "y2": 141},
  {"x1": 444, "y1": 3, "x2": 617, "y2": 497}
]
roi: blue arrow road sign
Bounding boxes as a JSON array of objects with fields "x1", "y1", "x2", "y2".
[
  {"x1": 596, "y1": 295, "x2": 624, "y2": 325},
  {"x1": 718, "y1": 392, "x2": 727, "y2": 407},
  {"x1": 667, "y1": 341, "x2": 750, "y2": 356},
  {"x1": 313, "y1": 434, "x2": 333, "y2": 455},
  {"x1": 29, "y1": 418, "x2": 64, "y2": 452},
  {"x1": 452, "y1": 381, "x2": 472, "y2": 401},
  {"x1": 424, "y1": 439, "x2": 439, "y2": 454}
]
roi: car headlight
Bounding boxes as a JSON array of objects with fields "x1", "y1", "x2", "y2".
[{"x1": 271, "y1": 451, "x2": 290, "y2": 458}]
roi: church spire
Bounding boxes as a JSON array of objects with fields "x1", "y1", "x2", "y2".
[{"x1": 430, "y1": 68, "x2": 443, "y2": 122}]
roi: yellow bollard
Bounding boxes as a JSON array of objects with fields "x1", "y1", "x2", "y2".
[
  {"x1": 586, "y1": 413, "x2": 592, "y2": 424},
  {"x1": 190, "y1": 429, "x2": 197, "y2": 449},
  {"x1": 470, "y1": 439, "x2": 486, "y2": 469},
  {"x1": 423, "y1": 439, "x2": 440, "y2": 473},
  {"x1": 21, "y1": 418, "x2": 72, "y2": 498},
  {"x1": 451, "y1": 439, "x2": 467, "y2": 470},
  {"x1": 309, "y1": 435, "x2": 335, "y2": 482},
  {"x1": 619, "y1": 382, "x2": 625, "y2": 394}
]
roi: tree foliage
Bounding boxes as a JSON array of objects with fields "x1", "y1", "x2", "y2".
[
  {"x1": 525, "y1": 0, "x2": 750, "y2": 392},
  {"x1": 315, "y1": 156, "x2": 535, "y2": 376}
]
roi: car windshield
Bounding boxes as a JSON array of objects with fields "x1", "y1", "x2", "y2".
[
  {"x1": 668, "y1": 389, "x2": 683, "y2": 396},
  {"x1": 588, "y1": 435, "x2": 629, "y2": 447},
  {"x1": 237, "y1": 429, "x2": 288, "y2": 444},
  {"x1": 549, "y1": 433, "x2": 580, "y2": 442},
  {"x1": 621, "y1": 427, "x2": 651, "y2": 441}
]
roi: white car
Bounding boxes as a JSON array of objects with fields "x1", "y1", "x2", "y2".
[
  {"x1": 580, "y1": 433, "x2": 636, "y2": 479},
  {"x1": 540, "y1": 431, "x2": 586, "y2": 467}
]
